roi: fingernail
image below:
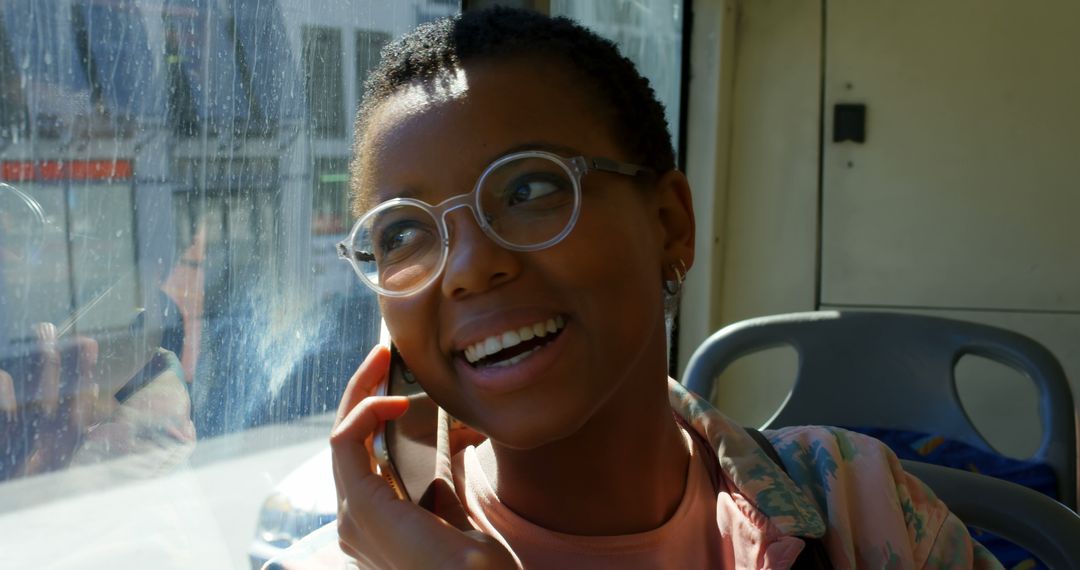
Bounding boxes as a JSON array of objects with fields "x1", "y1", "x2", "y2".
[{"x1": 33, "y1": 322, "x2": 57, "y2": 343}]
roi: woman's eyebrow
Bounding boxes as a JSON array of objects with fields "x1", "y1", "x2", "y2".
[
  {"x1": 360, "y1": 186, "x2": 422, "y2": 212},
  {"x1": 376, "y1": 186, "x2": 422, "y2": 202},
  {"x1": 367, "y1": 142, "x2": 581, "y2": 207},
  {"x1": 485, "y1": 141, "x2": 582, "y2": 163}
]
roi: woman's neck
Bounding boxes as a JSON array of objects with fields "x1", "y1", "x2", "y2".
[{"x1": 476, "y1": 369, "x2": 691, "y2": 536}]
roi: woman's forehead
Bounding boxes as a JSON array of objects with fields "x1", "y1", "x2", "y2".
[
  {"x1": 377, "y1": 67, "x2": 471, "y2": 118},
  {"x1": 368, "y1": 59, "x2": 606, "y2": 145},
  {"x1": 358, "y1": 61, "x2": 615, "y2": 202}
]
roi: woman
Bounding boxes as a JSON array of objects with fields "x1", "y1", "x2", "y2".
[{"x1": 295, "y1": 8, "x2": 1001, "y2": 569}]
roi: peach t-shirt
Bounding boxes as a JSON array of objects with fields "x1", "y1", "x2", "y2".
[{"x1": 452, "y1": 429, "x2": 725, "y2": 569}]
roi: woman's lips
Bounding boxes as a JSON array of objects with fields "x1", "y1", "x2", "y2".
[
  {"x1": 453, "y1": 318, "x2": 570, "y2": 395},
  {"x1": 462, "y1": 315, "x2": 566, "y2": 365}
]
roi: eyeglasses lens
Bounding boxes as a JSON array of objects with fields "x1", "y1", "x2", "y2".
[
  {"x1": 349, "y1": 155, "x2": 577, "y2": 294},
  {"x1": 352, "y1": 203, "x2": 442, "y2": 293},
  {"x1": 478, "y1": 156, "x2": 576, "y2": 248}
]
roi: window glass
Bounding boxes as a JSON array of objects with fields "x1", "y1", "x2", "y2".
[
  {"x1": 0, "y1": 3, "x2": 685, "y2": 567},
  {"x1": 550, "y1": 0, "x2": 684, "y2": 157},
  {"x1": 0, "y1": 1, "x2": 458, "y2": 568},
  {"x1": 356, "y1": 30, "x2": 391, "y2": 108},
  {"x1": 303, "y1": 26, "x2": 346, "y2": 139}
]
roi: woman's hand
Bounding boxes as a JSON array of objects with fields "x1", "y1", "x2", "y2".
[
  {"x1": 330, "y1": 345, "x2": 517, "y2": 569},
  {"x1": 0, "y1": 323, "x2": 100, "y2": 479},
  {"x1": 0, "y1": 323, "x2": 195, "y2": 480}
]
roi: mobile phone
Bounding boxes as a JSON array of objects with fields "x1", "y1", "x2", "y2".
[{"x1": 372, "y1": 322, "x2": 439, "y2": 503}]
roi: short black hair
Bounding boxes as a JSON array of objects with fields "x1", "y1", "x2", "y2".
[{"x1": 350, "y1": 7, "x2": 675, "y2": 213}]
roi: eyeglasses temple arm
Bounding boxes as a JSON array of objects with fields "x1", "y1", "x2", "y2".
[
  {"x1": 337, "y1": 242, "x2": 375, "y2": 263},
  {"x1": 587, "y1": 157, "x2": 655, "y2": 177}
]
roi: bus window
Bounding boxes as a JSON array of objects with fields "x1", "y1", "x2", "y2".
[
  {"x1": 0, "y1": 1, "x2": 457, "y2": 567},
  {"x1": 0, "y1": 2, "x2": 693, "y2": 567}
]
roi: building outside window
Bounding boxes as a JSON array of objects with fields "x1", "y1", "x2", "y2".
[
  {"x1": 303, "y1": 25, "x2": 346, "y2": 139},
  {"x1": 356, "y1": 29, "x2": 391, "y2": 108}
]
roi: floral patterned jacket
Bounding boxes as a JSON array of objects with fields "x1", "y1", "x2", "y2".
[
  {"x1": 666, "y1": 379, "x2": 1002, "y2": 569},
  {"x1": 267, "y1": 380, "x2": 1003, "y2": 569}
]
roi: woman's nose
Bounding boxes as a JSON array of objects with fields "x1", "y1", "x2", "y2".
[{"x1": 439, "y1": 208, "x2": 521, "y2": 299}]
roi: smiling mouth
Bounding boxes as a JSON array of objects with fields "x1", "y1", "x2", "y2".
[{"x1": 462, "y1": 315, "x2": 566, "y2": 368}]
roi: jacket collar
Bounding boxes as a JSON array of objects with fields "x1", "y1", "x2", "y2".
[{"x1": 668, "y1": 380, "x2": 826, "y2": 538}]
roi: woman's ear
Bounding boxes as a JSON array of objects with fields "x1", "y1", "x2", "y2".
[{"x1": 653, "y1": 169, "x2": 696, "y2": 275}]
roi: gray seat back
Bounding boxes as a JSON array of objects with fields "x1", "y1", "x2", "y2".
[
  {"x1": 683, "y1": 310, "x2": 1076, "y2": 508},
  {"x1": 902, "y1": 460, "x2": 1080, "y2": 569}
]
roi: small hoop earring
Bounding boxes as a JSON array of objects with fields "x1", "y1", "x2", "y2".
[{"x1": 663, "y1": 259, "x2": 687, "y2": 295}]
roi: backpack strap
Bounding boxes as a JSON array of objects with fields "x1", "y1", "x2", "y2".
[
  {"x1": 744, "y1": 427, "x2": 835, "y2": 570},
  {"x1": 672, "y1": 414, "x2": 833, "y2": 569}
]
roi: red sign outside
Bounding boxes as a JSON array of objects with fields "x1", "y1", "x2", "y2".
[{"x1": 1, "y1": 160, "x2": 133, "y2": 182}]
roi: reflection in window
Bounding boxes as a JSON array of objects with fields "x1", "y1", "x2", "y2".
[
  {"x1": 312, "y1": 157, "x2": 351, "y2": 237},
  {"x1": 0, "y1": 1, "x2": 93, "y2": 140},
  {"x1": 73, "y1": 0, "x2": 163, "y2": 137},
  {"x1": 303, "y1": 26, "x2": 345, "y2": 139},
  {"x1": 0, "y1": 12, "x2": 27, "y2": 139},
  {"x1": 551, "y1": 0, "x2": 683, "y2": 154},
  {"x1": 356, "y1": 29, "x2": 390, "y2": 108},
  {"x1": 164, "y1": 0, "x2": 251, "y2": 137}
]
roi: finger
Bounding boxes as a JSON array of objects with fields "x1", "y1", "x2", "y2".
[
  {"x1": 70, "y1": 381, "x2": 99, "y2": 434},
  {"x1": 332, "y1": 345, "x2": 391, "y2": 487},
  {"x1": 33, "y1": 323, "x2": 59, "y2": 418},
  {"x1": 335, "y1": 345, "x2": 390, "y2": 428},
  {"x1": 331, "y1": 395, "x2": 409, "y2": 503},
  {"x1": 0, "y1": 369, "x2": 15, "y2": 422},
  {"x1": 75, "y1": 336, "x2": 99, "y2": 376},
  {"x1": 333, "y1": 402, "x2": 514, "y2": 569},
  {"x1": 343, "y1": 479, "x2": 515, "y2": 570},
  {"x1": 332, "y1": 406, "x2": 407, "y2": 566},
  {"x1": 71, "y1": 336, "x2": 100, "y2": 430}
]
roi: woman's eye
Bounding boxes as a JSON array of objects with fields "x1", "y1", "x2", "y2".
[
  {"x1": 506, "y1": 175, "x2": 566, "y2": 206},
  {"x1": 378, "y1": 222, "x2": 428, "y2": 258}
]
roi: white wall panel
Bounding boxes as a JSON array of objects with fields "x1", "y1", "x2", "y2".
[{"x1": 820, "y1": 0, "x2": 1080, "y2": 311}]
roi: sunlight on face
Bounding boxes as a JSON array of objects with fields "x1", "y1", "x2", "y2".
[
  {"x1": 383, "y1": 67, "x2": 472, "y2": 119},
  {"x1": 352, "y1": 67, "x2": 473, "y2": 213},
  {"x1": 359, "y1": 58, "x2": 673, "y2": 450}
]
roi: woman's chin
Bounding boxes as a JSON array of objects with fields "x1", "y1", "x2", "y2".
[{"x1": 468, "y1": 401, "x2": 598, "y2": 452}]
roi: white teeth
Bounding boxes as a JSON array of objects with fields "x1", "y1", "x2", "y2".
[
  {"x1": 463, "y1": 316, "x2": 567, "y2": 365},
  {"x1": 489, "y1": 346, "x2": 540, "y2": 368},
  {"x1": 501, "y1": 330, "x2": 521, "y2": 349}
]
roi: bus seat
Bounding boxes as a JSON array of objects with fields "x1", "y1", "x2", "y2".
[
  {"x1": 900, "y1": 460, "x2": 1080, "y2": 570},
  {"x1": 681, "y1": 311, "x2": 1077, "y2": 510}
]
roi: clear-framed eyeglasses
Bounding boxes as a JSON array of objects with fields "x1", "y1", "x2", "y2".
[{"x1": 337, "y1": 150, "x2": 653, "y2": 297}]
